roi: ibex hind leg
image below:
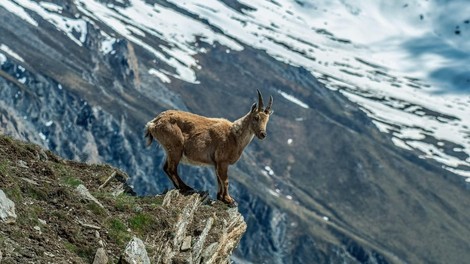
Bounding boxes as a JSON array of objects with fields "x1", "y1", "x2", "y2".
[
  {"x1": 164, "y1": 148, "x2": 194, "y2": 193},
  {"x1": 163, "y1": 159, "x2": 179, "y2": 189}
]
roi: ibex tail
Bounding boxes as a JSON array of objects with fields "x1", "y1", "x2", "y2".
[{"x1": 144, "y1": 122, "x2": 154, "y2": 147}]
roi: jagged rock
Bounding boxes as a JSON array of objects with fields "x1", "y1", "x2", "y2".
[
  {"x1": 162, "y1": 190, "x2": 180, "y2": 207},
  {"x1": 75, "y1": 184, "x2": 105, "y2": 209},
  {"x1": 192, "y1": 217, "x2": 214, "y2": 262},
  {"x1": 38, "y1": 149, "x2": 48, "y2": 161},
  {"x1": 93, "y1": 247, "x2": 108, "y2": 264},
  {"x1": 202, "y1": 208, "x2": 247, "y2": 264},
  {"x1": 201, "y1": 242, "x2": 219, "y2": 263},
  {"x1": 121, "y1": 237, "x2": 150, "y2": 264},
  {"x1": 173, "y1": 193, "x2": 202, "y2": 248},
  {"x1": 157, "y1": 190, "x2": 246, "y2": 263},
  {"x1": 17, "y1": 160, "x2": 28, "y2": 168},
  {"x1": 20, "y1": 177, "x2": 38, "y2": 186},
  {"x1": 180, "y1": 236, "x2": 192, "y2": 251},
  {"x1": 0, "y1": 189, "x2": 17, "y2": 223}
]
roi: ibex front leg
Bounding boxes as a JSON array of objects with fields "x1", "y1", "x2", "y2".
[{"x1": 215, "y1": 162, "x2": 237, "y2": 207}]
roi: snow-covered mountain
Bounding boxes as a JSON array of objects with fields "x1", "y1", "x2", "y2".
[
  {"x1": 1, "y1": 0, "x2": 470, "y2": 263},
  {"x1": 3, "y1": 0, "x2": 468, "y2": 177}
]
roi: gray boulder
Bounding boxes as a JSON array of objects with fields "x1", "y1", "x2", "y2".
[
  {"x1": 0, "y1": 189, "x2": 16, "y2": 224},
  {"x1": 121, "y1": 237, "x2": 150, "y2": 264}
]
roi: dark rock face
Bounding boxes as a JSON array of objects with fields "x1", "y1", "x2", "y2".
[{"x1": 1, "y1": 2, "x2": 470, "y2": 264}]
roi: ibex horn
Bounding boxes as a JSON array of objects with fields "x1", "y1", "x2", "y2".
[
  {"x1": 257, "y1": 89, "x2": 264, "y2": 111},
  {"x1": 265, "y1": 95, "x2": 273, "y2": 113}
]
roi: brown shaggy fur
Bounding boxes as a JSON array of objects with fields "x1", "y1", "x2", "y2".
[{"x1": 145, "y1": 91, "x2": 273, "y2": 207}]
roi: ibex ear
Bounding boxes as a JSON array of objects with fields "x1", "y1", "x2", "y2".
[{"x1": 250, "y1": 103, "x2": 257, "y2": 113}]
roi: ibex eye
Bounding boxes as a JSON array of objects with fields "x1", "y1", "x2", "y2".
[{"x1": 254, "y1": 116, "x2": 259, "y2": 121}]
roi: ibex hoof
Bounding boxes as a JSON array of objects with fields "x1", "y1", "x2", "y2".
[
  {"x1": 226, "y1": 200, "x2": 238, "y2": 208},
  {"x1": 179, "y1": 187, "x2": 196, "y2": 195}
]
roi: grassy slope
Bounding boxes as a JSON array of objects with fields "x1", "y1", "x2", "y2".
[{"x1": 0, "y1": 134, "x2": 238, "y2": 263}]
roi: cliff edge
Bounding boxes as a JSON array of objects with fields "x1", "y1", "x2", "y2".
[{"x1": 0, "y1": 134, "x2": 246, "y2": 263}]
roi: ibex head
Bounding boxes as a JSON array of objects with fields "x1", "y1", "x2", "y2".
[{"x1": 250, "y1": 89, "x2": 273, "y2": 140}]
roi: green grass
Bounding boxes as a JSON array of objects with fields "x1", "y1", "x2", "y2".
[
  {"x1": 62, "y1": 175, "x2": 82, "y2": 187},
  {"x1": 3, "y1": 183, "x2": 23, "y2": 202},
  {"x1": 63, "y1": 241, "x2": 78, "y2": 254},
  {"x1": 107, "y1": 218, "x2": 131, "y2": 246},
  {"x1": 129, "y1": 213, "x2": 155, "y2": 232},
  {"x1": 21, "y1": 184, "x2": 48, "y2": 201},
  {"x1": 86, "y1": 202, "x2": 107, "y2": 216},
  {"x1": 114, "y1": 193, "x2": 138, "y2": 212},
  {"x1": 16, "y1": 204, "x2": 44, "y2": 227},
  {"x1": 63, "y1": 229, "x2": 96, "y2": 262},
  {"x1": 51, "y1": 210, "x2": 68, "y2": 221},
  {"x1": 0, "y1": 159, "x2": 9, "y2": 175},
  {"x1": 52, "y1": 163, "x2": 83, "y2": 187}
]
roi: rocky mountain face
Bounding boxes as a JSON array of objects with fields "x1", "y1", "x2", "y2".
[
  {"x1": 0, "y1": 135, "x2": 246, "y2": 263},
  {"x1": 1, "y1": 1, "x2": 470, "y2": 263}
]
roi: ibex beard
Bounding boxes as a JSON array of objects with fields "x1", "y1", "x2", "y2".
[{"x1": 145, "y1": 90, "x2": 273, "y2": 207}]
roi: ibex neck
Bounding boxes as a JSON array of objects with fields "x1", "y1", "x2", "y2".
[{"x1": 232, "y1": 113, "x2": 255, "y2": 149}]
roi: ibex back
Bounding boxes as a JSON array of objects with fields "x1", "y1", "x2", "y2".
[{"x1": 145, "y1": 90, "x2": 273, "y2": 207}]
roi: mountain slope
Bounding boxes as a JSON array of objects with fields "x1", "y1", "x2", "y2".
[
  {"x1": 1, "y1": 1, "x2": 470, "y2": 263},
  {"x1": 0, "y1": 135, "x2": 246, "y2": 263}
]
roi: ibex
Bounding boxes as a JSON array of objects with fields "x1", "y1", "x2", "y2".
[{"x1": 145, "y1": 90, "x2": 273, "y2": 207}]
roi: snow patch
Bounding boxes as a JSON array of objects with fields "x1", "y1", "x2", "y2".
[
  {"x1": 277, "y1": 90, "x2": 309, "y2": 109},
  {"x1": 391, "y1": 137, "x2": 412, "y2": 151},
  {"x1": 100, "y1": 35, "x2": 116, "y2": 54},
  {"x1": 0, "y1": 53, "x2": 7, "y2": 65},
  {"x1": 12, "y1": 0, "x2": 87, "y2": 46},
  {"x1": 0, "y1": 44, "x2": 25, "y2": 62},
  {"x1": 264, "y1": 165, "x2": 275, "y2": 176},
  {"x1": 39, "y1": 2, "x2": 62, "y2": 13},
  {"x1": 0, "y1": 0, "x2": 38, "y2": 26},
  {"x1": 75, "y1": 0, "x2": 242, "y2": 83},
  {"x1": 149, "y1": 68, "x2": 171, "y2": 83},
  {"x1": 267, "y1": 188, "x2": 280, "y2": 197}
]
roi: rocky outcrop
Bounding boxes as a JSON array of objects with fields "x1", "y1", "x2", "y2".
[
  {"x1": 0, "y1": 135, "x2": 246, "y2": 263},
  {"x1": 76, "y1": 184, "x2": 106, "y2": 210},
  {"x1": 157, "y1": 190, "x2": 246, "y2": 264},
  {"x1": 121, "y1": 237, "x2": 150, "y2": 264},
  {"x1": 92, "y1": 248, "x2": 108, "y2": 264},
  {"x1": 0, "y1": 190, "x2": 16, "y2": 224}
]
